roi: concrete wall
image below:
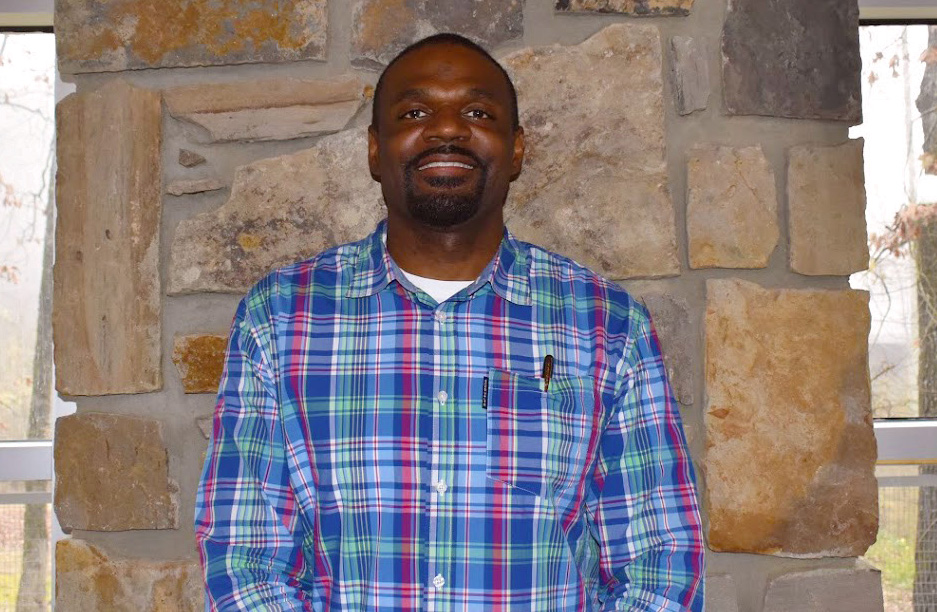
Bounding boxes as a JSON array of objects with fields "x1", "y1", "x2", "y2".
[{"x1": 50, "y1": 1, "x2": 886, "y2": 610}]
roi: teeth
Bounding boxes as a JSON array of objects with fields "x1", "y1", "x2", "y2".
[{"x1": 418, "y1": 161, "x2": 474, "y2": 170}]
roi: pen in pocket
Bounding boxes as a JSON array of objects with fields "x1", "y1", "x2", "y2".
[{"x1": 541, "y1": 355, "x2": 554, "y2": 391}]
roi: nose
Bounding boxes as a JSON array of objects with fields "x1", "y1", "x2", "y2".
[{"x1": 423, "y1": 106, "x2": 471, "y2": 143}]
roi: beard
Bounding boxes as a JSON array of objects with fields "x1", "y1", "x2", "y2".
[{"x1": 402, "y1": 146, "x2": 488, "y2": 228}]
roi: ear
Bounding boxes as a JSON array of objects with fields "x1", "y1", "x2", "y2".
[
  {"x1": 510, "y1": 126, "x2": 525, "y2": 181},
  {"x1": 368, "y1": 125, "x2": 381, "y2": 182}
]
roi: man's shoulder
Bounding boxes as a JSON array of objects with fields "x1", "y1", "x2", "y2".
[
  {"x1": 241, "y1": 235, "x2": 368, "y2": 310},
  {"x1": 518, "y1": 239, "x2": 649, "y2": 322}
]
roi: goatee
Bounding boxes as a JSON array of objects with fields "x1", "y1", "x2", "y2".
[{"x1": 403, "y1": 146, "x2": 487, "y2": 228}]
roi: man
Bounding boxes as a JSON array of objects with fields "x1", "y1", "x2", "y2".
[{"x1": 196, "y1": 33, "x2": 704, "y2": 611}]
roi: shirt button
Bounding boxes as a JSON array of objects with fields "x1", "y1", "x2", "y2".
[
  {"x1": 434, "y1": 311, "x2": 447, "y2": 323},
  {"x1": 437, "y1": 390, "x2": 448, "y2": 404},
  {"x1": 433, "y1": 574, "x2": 445, "y2": 589},
  {"x1": 435, "y1": 481, "x2": 448, "y2": 494}
]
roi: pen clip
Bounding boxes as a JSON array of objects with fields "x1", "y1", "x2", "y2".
[{"x1": 541, "y1": 355, "x2": 554, "y2": 392}]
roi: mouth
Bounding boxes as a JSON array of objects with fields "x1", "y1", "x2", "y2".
[{"x1": 417, "y1": 160, "x2": 476, "y2": 171}]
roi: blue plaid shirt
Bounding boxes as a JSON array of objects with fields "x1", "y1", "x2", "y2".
[{"x1": 195, "y1": 220, "x2": 704, "y2": 610}]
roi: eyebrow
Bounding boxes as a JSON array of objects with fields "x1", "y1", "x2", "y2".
[{"x1": 391, "y1": 87, "x2": 499, "y2": 104}]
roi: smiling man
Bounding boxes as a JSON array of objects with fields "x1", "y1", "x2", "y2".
[{"x1": 195, "y1": 33, "x2": 704, "y2": 611}]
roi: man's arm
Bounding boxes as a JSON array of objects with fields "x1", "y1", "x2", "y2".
[
  {"x1": 194, "y1": 297, "x2": 312, "y2": 610},
  {"x1": 587, "y1": 312, "x2": 705, "y2": 611}
]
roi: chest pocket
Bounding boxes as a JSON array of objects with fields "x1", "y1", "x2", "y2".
[{"x1": 485, "y1": 369, "x2": 596, "y2": 498}]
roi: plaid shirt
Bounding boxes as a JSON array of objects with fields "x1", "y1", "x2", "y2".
[{"x1": 195, "y1": 220, "x2": 704, "y2": 611}]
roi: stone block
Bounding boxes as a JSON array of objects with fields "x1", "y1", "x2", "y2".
[
  {"x1": 54, "y1": 412, "x2": 177, "y2": 531},
  {"x1": 640, "y1": 293, "x2": 694, "y2": 406},
  {"x1": 705, "y1": 280, "x2": 877, "y2": 557},
  {"x1": 54, "y1": 80, "x2": 162, "y2": 395},
  {"x1": 504, "y1": 24, "x2": 680, "y2": 279},
  {"x1": 556, "y1": 0, "x2": 693, "y2": 17},
  {"x1": 166, "y1": 178, "x2": 225, "y2": 197},
  {"x1": 687, "y1": 146, "x2": 778, "y2": 269},
  {"x1": 670, "y1": 36, "x2": 709, "y2": 115},
  {"x1": 705, "y1": 574, "x2": 739, "y2": 612},
  {"x1": 178, "y1": 149, "x2": 206, "y2": 168},
  {"x1": 164, "y1": 76, "x2": 366, "y2": 143},
  {"x1": 172, "y1": 334, "x2": 227, "y2": 393},
  {"x1": 762, "y1": 564, "x2": 884, "y2": 612},
  {"x1": 351, "y1": 0, "x2": 524, "y2": 68},
  {"x1": 56, "y1": 539, "x2": 202, "y2": 611},
  {"x1": 788, "y1": 140, "x2": 868, "y2": 276},
  {"x1": 56, "y1": 0, "x2": 328, "y2": 74},
  {"x1": 722, "y1": 0, "x2": 861, "y2": 122},
  {"x1": 168, "y1": 127, "x2": 384, "y2": 294}
]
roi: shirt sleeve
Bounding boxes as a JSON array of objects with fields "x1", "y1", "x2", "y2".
[
  {"x1": 194, "y1": 297, "x2": 313, "y2": 610},
  {"x1": 586, "y1": 311, "x2": 705, "y2": 611}
]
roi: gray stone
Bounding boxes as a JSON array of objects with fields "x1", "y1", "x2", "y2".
[
  {"x1": 670, "y1": 36, "x2": 709, "y2": 115},
  {"x1": 640, "y1": 293, "x2": 694, "y2": 406},
  {"x1": 788, "y1": 140, "x2": 868, "y2": 276},
  {"x1": 762, "y1": 564, "x2": 884, "y2": 612},
  {"x1": 166, "y1": 178, "x2": 225, "y2": 197},
  {"x1": 722, "y1": 0, "x2": 861, "y2": 122},
  {"x1": 56, "y1": 0, "x2": 328, "y2": 74},
  {"x1": 687, "y1": 146, "x2": 778, "y2": 269},
  {"x1": 197, "y1": 417, "x2": 213, "y2": 440},
  {"x1": 351, "y1": 0, "x2": 524, "y2": 68},
  {"x1": 178, "y1": 149, "x2": 206, "y2": 168},
  {"x1": 705, "y1": 280, "x2": 878, "y2": 557},
  {"x1": 168, "y1": 127, "x2": 384, "y2": 294},
  {"x1": 556, "y1": 0, "x2": 693, "y2": 17},
  {"x1": 54, "y1": 80, "x2": 162, "y2": 395},
  {"x1": 54, "y1": 412, "x2": 178, "y2": 532},
  {"x1": 503, "y1": 24, "x2": 680, "y2": 279},
  {"x1": 164, "y1": 76, "x2": 367, "y2": 143},
  {"x1": 705, "y1": 574, "x2": 739, "y2": 612},
  {"x1": 56, "y1": 539, "x2": 202, "y2": 611}
]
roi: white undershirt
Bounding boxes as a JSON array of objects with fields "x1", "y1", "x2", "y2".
[{"x1": 400, "y1": 270, "x2": 474, "y2": 303}]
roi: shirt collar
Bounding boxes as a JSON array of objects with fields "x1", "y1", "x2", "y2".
[{"x1": 345, "y1": 219, "x2": 531, "y2": 306}]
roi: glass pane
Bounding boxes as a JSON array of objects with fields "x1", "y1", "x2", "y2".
[
  {"x1": 0, "y1": 32, "x2": 56, "y2": 441},
  {"x1": 867, "y1": 482, "x2": 937, "y2": 612},
  {"x1": 0, "y1": 502, "x2": 52, "y2": 611},
  {"x1": 850, "y1": 24, "x2": 937, "y2": 419}
]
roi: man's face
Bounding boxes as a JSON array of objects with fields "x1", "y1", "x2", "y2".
[{"x1": 368, "y1": 44, "x2": 524, "y2": 230}]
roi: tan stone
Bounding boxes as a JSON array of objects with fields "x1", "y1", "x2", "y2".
[
  {"x1": 762, "y1": 563, "x2": 883, "y2": 612},
  {"x1": 351, "y1": 0, "x2": 523, "y2": 68},
  {"x1": 56, "y1": 539, "x2": 202, "y2": 612},
  {"x1": 705, "y1": 279, "x2": 877, "y2": 557},
  {"x1": 164, "y1": 76, "x2": 367, "y2": 143},
  {"x1": 54, "y1": 80, "x2": 162, "y2": 395},
  {"x1": 687, "y1": 146, "x2": 778, "y2": 269},
  {"x1": 54, "y1": 412, "x2": 177, "y2": 531},
  {"x1": 172, "y1": 334, "x2": 227, "y2": 393},
  {"x1": 168, "y1": 127, "x2": 383, "y2": 294},
  {"x1": 166, "y1": 178, "x2": 225, "y2": 197},
  {"x1": 556, "y1": 0, "x2": 693, "y2": 16},
  {"x1": 504, "y1": 24, "x2": 679, "y2": 278},
  {"x1": 56, "y1": 0, "x2": 328, "y2": 74},
  {"x1": 789, "y1": 140, "x2": 868, "y2": 276}
]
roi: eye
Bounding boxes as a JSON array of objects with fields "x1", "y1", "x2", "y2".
[
  {"x1": 465, "y1": 108, "x2": 493, "y2": 120},
  {"x1": 401, "y1": 108, "x2": 428, "y2": 119}
]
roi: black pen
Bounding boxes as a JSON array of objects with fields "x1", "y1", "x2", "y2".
[{"x1": 541, "y1": 354, "x2": 554, "y2": 391}]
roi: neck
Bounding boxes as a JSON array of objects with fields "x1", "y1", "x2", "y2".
[{"x1": 385, "y1": 211, "x2": 504, "y2": 281}]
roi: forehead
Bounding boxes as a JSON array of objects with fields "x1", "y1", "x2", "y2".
[{"x1": 380, "y1": 43, "x2": 512, "y2": 103}]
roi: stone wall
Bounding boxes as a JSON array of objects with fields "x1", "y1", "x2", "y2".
[{"x1": 51, "y1": 1, "x2": 882, "y2": 610}]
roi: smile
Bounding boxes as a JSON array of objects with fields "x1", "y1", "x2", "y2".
[{"x1": 417, "y1": 161, "x2": 475, "y2": 170}]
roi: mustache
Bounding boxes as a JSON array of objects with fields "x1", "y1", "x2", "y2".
[{"x1": 406, "y1": 145, "x2": 484, "y2": 171}]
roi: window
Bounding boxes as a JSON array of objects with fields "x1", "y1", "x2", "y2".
[
  {"x1": 0, "y1": 20, "x2": 67, "y2": 611},
  {"x1": 851, "y1": 11, "x2": 937, "y2": 610}
]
